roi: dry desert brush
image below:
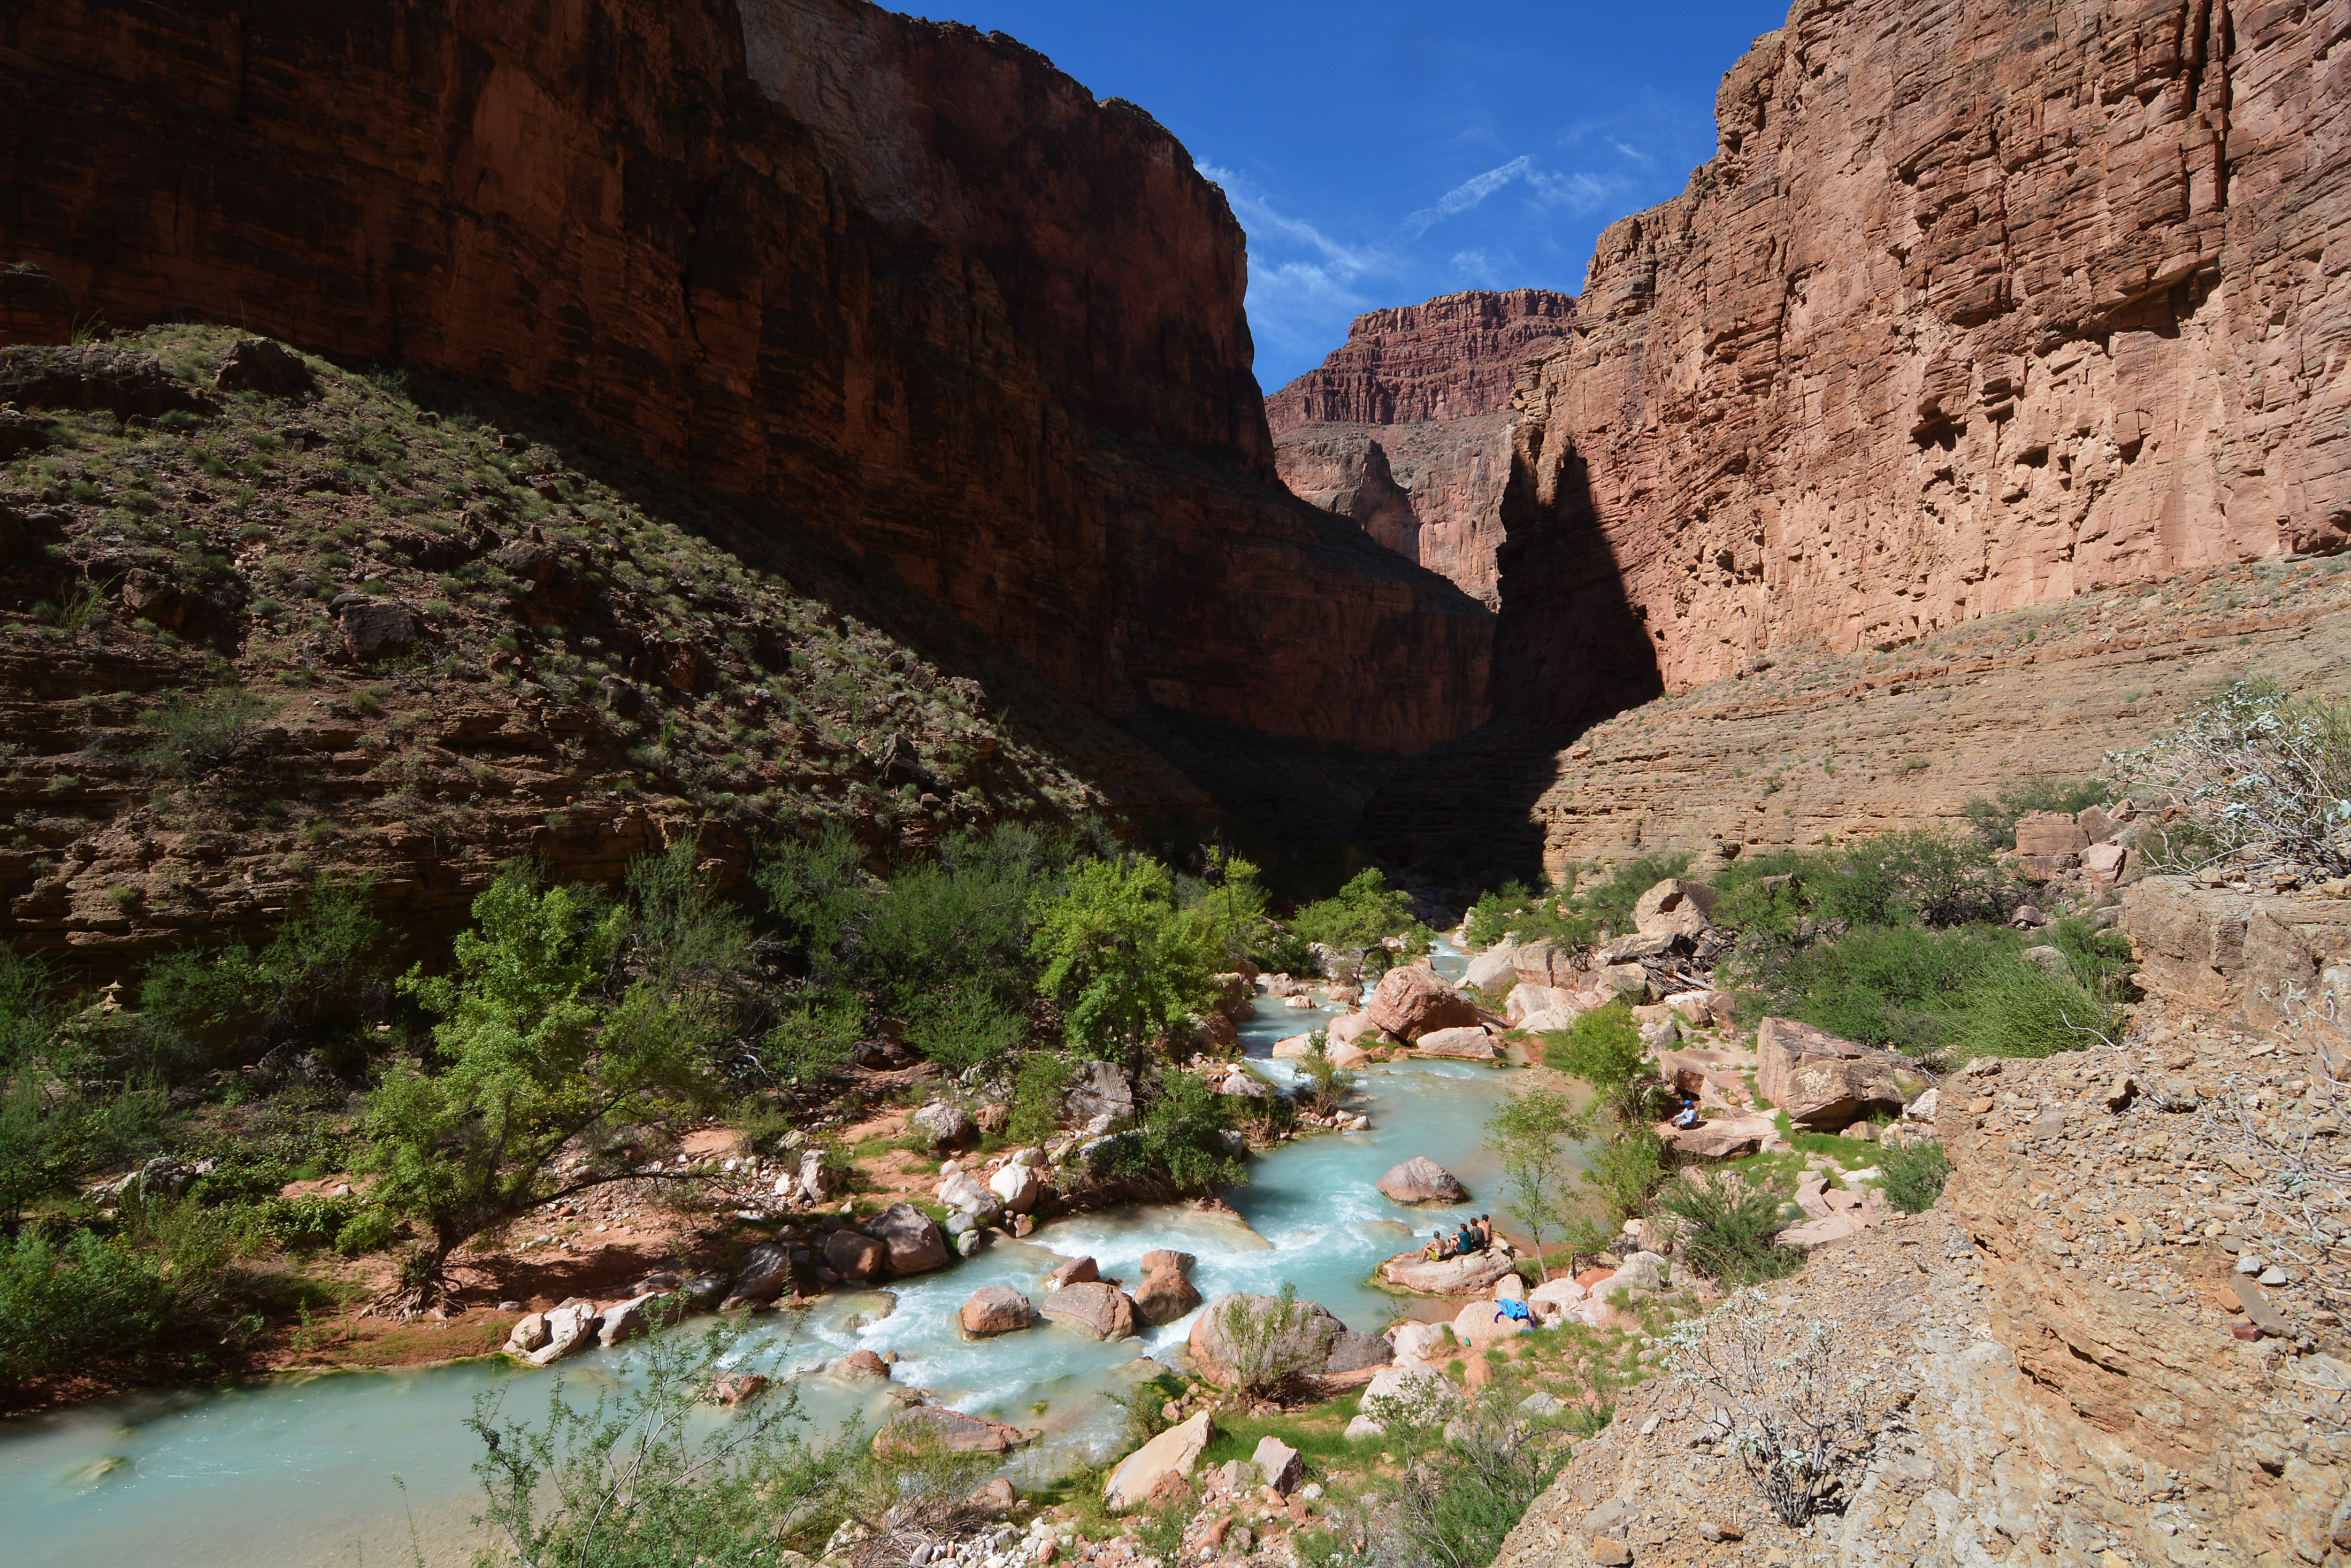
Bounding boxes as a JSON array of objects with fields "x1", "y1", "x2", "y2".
[
  {"x1": 2115, "y1": 679, "x2": 2351, "y2": 878},
  {"x1": 1661, "y1": 1289, "x2": 1906, "y2": 1527}
]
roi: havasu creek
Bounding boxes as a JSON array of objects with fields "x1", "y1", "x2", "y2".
[
  {"x1": 0, "y1": 950, "x2": 1554, "y2": 1568},
  {"x1": 3, "y1": 0, "x2": 2350, "y2": 1566}
]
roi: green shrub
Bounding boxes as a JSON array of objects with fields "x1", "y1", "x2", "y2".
[
  {"x1": 1030, "y1": 856, "x2": 1217, "y2": 1069},
  {"x1": 135, "y1": 685, "x2": 271, "y2": 780},
  {"x1": 2116, "y1": 681, "x2": 2351, "y2": 877},
  {"x1": 1112, "y1": 1070, "x2": 1243, "y2": 1195},
  {"x1": 1540, "y1": 1002, "x2": 1651, "y2": 1121},
  {"x1": 1582, "y1": 1123, "x2": 1667, "y2": 1221},
  {"x1": 1960, "y1": 776, "x2": 2113, "y2": 850},
  {"x1": 1290, "y1": 868, "x2": 1427, "y2": 955},
  {"x1": 0, "y1": 1229, "x2": 174, "y2": 1398},
  {"x1": 1877, "y1": 1140, "x2": 1951, "y2": 1215},
  {"x1": 138, "y1": 872, "x2": 385, "y2": 1062},
  {"x1": 1949, "y1": 959, "x2": 2119, "y2": 1062},
  {"x1": 1006, "y1": 1052, "x2": 1073, "y2": 1146},
  {"x1": 1657, "y1": 1173, "x2": 1801, "y2": 1286},
  {"x1": 1750, "y1": 924, "x2": 2018, "y2": 1056},
  {"x1": 333, "y1": 1204, "x2": 398, "y2": 1255},
  {"x1": 1572, "y1": 850, "x2": 1694, "y2": 931},
  {"x1": 1464, "y1": 879, "x2": 1595, "y2": 950}
]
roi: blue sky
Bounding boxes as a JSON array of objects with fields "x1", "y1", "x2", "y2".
[{"x1": 929, "y1": 1, "x2": 1793, "y2": 388}]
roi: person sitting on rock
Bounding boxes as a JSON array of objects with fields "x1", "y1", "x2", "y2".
[
  {"x1": 1425, "y1": 1229, "x2": 1453, "y2": 1262},
  {"x1": 1472, "y1": 1215, "x2": 1495, "y2": 1249},
  {"x1": 1671, "y1": 1095, "x2": 1703, "y2": 1130},
  {"x1": 1452, "y1": 1220, "x2": 1480, "y2": 1257}
]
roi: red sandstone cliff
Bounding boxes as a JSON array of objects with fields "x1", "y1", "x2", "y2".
[
  {"x1": 1503, "y1": 0, "x2": 2351, "y2": 715},
  {"x1": 0, "y1": 0, "x2": 1490, "y2": 757},
  {"x1": 1267, "y1": 289, "x2": 1573, "y2": 606}
]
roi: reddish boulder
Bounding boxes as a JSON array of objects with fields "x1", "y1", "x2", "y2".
[
  {"x1": 960, "y1": 1286, "x2": 1035, "y2": 1338},
  {"x1": 1040, "y1": 1281, "x2": 1136, "y2": 1342},
  {"x1": 1366, "y1": 967, "x2": 1480, "y2": 1041}
]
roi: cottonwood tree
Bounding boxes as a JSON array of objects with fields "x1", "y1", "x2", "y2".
[
  {"x1": 357, "y1": 862, "x2": 726, "y2": 1308},
  {"x1": 1483, "y1": 1086, "x2": 1579, "y2": 1281}
]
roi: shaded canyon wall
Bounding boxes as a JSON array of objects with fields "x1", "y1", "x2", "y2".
[
  {"x1": 0, "y1": 0, "x2": 1491, "y2": 758},
  {"x1": 1502, "y1": 0, "x2": 2351, "y2": 720}
]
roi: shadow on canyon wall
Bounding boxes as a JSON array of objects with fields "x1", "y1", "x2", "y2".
[{"x1": 1358, "y1": 436, "x2": 1663, "y2": 900}]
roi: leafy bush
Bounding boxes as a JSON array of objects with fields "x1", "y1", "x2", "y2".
[
  {"x1": 1295, "y1": 1031, "x2": 1356, "y2": 1116},
  {"x1": 0, "y1": 950, "x2": 170, "y2": 1229},
  {"x1": 1199, "y1": 1283, "x2": 1327, "y2": 1403},
  {"x1": 1744, "y1": 924, "x2": 2019, "y2": 1057},
  {"x1": 1877, "y1": 1139, "x2": 1951, "y2": 1215},
  {"x1": 1464, "y1": 879, "x2": 1595, "y2": 951},
  {"x1": 1581, "y1": 1122, "x2": 1667, "y2": 1221},
  {"x1": 135, "y1": 685, "x2": 271, "y2": 780},
  {"x1": 1113, "y1": 1070, "x2": 1243, "y2": 1195},
  {"x1": 0, "y1": 1229, "x2": 174, "y2": 1398},
  {"x1": 1539, "y1": 1002, "x2": 1652, "y2": 1123},
  {"x1": 139, "y1": 872, "x2": 386, "y2": 1063},
  {"x1": 1357, "y1": 1377, "x2": 1566, "y2": 1568},
  {"x1": 1663, "y1": 1290, "x2": 1898, "y2": 1527},
  {"x1": 1290, "y1": 868, "x2": 1428, "y2": 955},
  {"x1": 1031, "y1": 856, "x2": 1217, "y2": 1069},
  {"x1": 1571, "y1": 850, "x2": 1694, "y2": 932},
  {"x1": 2115, "y1": 680, "x2": 2351, "y2": 875},
  {"x1": 1961, "y1": 776, "x2": 2114, "y2": 850},
  {"x1": 1657, "y1": 1173, "x2": 1801, "y2": 1286},
  {"x1": 467, "y1": 1321, "x2": 860, "y2": 1567},
  {"x1": 1947, "y1": 958, "x2": 2120, "y2": 1061},
  {"x1": 1006, "y1": 1052, "x2": 1074, "y2": 1146}
]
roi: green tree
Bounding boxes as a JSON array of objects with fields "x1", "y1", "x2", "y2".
[
  {"x1": 1541, "y1": 1002, "x2": 1655, "y2": 1125},
  {"x1": 1290, "y1": 867, "x2": 1426, "y2": 954},
  {"x1": 1030, "y1": 857, "x2": 1216, "y2": 1074},
  {"x1": 1483, "y1": 1087, "x2": 1578, "y2": 1281},
  {"x1": 356, "y1": 866, "x2": 714, "y2": 1305}
]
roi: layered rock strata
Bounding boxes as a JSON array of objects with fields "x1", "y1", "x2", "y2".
[
  {"x1": 1267, "y1": 291, "x2": 1574, "y2": 605},
  {"x1": 1525, "y1": 556, "x2": 2351, "y2": 877},
  {"x1": 1500, "y1": 0, "x2": 2351, "y2": 720},
  {"x1": 0, "y1": 0, "x2": 1489, "y2": 756}
]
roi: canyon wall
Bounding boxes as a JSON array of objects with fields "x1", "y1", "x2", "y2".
[
  {"x1": 1267, "y1": 290, "x2": 1573, "y2": 605},
  {"x1": 1502, "y1": 0, "x2": 2351, "y2": 719},
  {"x1": 0, "y1": 0, "x2": 1490, "y2": 758}
]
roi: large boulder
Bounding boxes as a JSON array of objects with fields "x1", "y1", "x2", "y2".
[
  {"x1": 340, "y1": 600, "x2": 421, "y2": 662},
  {"x1": 1132, "y1": 1250, "x2": 1203, "y2": 1327},
  {"x1": 1596, "y1": 1251, "x2": 1667, "y2": 1298},
  {"x1": 988, "y1": 1161, "x2": 1043, "y2": 1214},
  {"x1": 1390, "y1": 1321, "x2": 1449, "y2": 1364},
  {"x1": 1461, "y1": 948, "x2": 1520, "y2": 994},
  {"x1": 1452, "y1": 1298, "x2": 1526, "y2": 1346},
  {"x1": 960, "y1": 1286, "x2": 1035, "y2": 1337},
  {"x1": 1044, "y1": 1255, "x2": 1100, "y2": 1290},
  {"x1": 910, "y1": 1101, "x2": 979, "y2": 1150},
  {"x1": 1378, "y1": 1250, "x2": 1515, "y2": 1295},
  {"x1": 937, "y1": 1170, "x2": 998, "y2": 1216},
  {"x1": 1104, "y1": 1409, "x2": 1214, "y2": 1511},
  {"x1": 824, "y1": 1230, "x2": 887, "y2": 1280},
  {"x1": 2015, "y1": 811, "x2": 2092, "y2": 857},
  {"x1": 1185, "y1": 1293, "x2": 1346, "y2": 1387},
  {"x1": 213, "y1": 336, "x2": 315, "y2": 397},
  {"x1": 1366, "y1": 966, "x2": 1481, "y2": 1041},
  {"x1": 523, "y1": 1300, "x2": 601, "y2": 1367},
  {"x1": 1330, "y1": 1012, "x2": 1390, "y2": 1048},
  {"x1": 1323, "y1": 1328, "x2": 1395, "y2": 1374},
  {"x1": 727, "y1": 1241, "x2": 794, "y2": 1304},
  {"x1": 1590, "y1": 963, "x2": 1653, "y2": 1003},
  {"x1": 1528, "y1": 1276, "x2": 1587, "y2": 1313},
  {"x1": 1253, "y1": 1435, "x2": 1303, "y2": 1495},
  {"x1": 871, "y1": 1203, "x2": 951, "y2": 1275},
  {"x1": 1756, "y1": 1017, "x2": 1907, "y2": 1129},
  {"x1": 1066, "y1": 1060, "x2": 1137, "y2": 1125},
  {"x1": 1632, "y1": 879, "x2": 1720, "y2": 940},
  {"x1": 505, "y1": 1312, "x2": 550, "y2": 1354},
  {"x1": 876, "y1": 1405, "x2": 1027, "y2": 1457},
  {"x1": 1414, "y1": 1026, "x2": 1497, "y2": 1062},
  {"x1": 1658, "y1": 1114, "x2": 1778, "y2": 1159},
  {"x1": 1040, "y1": 1280, "x2": 1137, "y2": 1341},
  {"x1": 1375, "y1": 1157, "x2": 1469, "y2": 1205}
]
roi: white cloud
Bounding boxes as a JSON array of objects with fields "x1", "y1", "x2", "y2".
[
  {"x1": 1397, "y1": 156, "x2": 1533, "y2": 242},
  {"x1": 1449, "y1": 249, "x2": 1502, "y2": 286}
]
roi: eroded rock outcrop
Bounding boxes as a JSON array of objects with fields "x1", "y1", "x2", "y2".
[
  {"x1": 1500, "y1": 0, "x2": 2351, "y2": 721},
  {"x1": 1268, "y1": 291, "x2": 1574, "y2": 606},
  {"x1": 0, "y1": 0, "x2": 1490, "y2": 758}
]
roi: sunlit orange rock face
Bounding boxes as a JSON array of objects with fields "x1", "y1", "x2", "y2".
[
  {"x1": 1503, "y1": 0, "x2": 2351, "y2": 716},
  {"x1": 1267, "y1": 290, "x2": 1575, "y2": 608},
  {"x1": 0, "y1": 0, "x2": 1490, "y2": 754}
]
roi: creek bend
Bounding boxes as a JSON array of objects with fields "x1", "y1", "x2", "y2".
[{"x1": 0, "y1": 944, "x2": 1551, "y2": 1568}]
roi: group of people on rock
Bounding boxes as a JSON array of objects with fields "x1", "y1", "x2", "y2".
[{"x1": 1424, "y1": 1214, "x2": 1494, "y2": 1261}]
